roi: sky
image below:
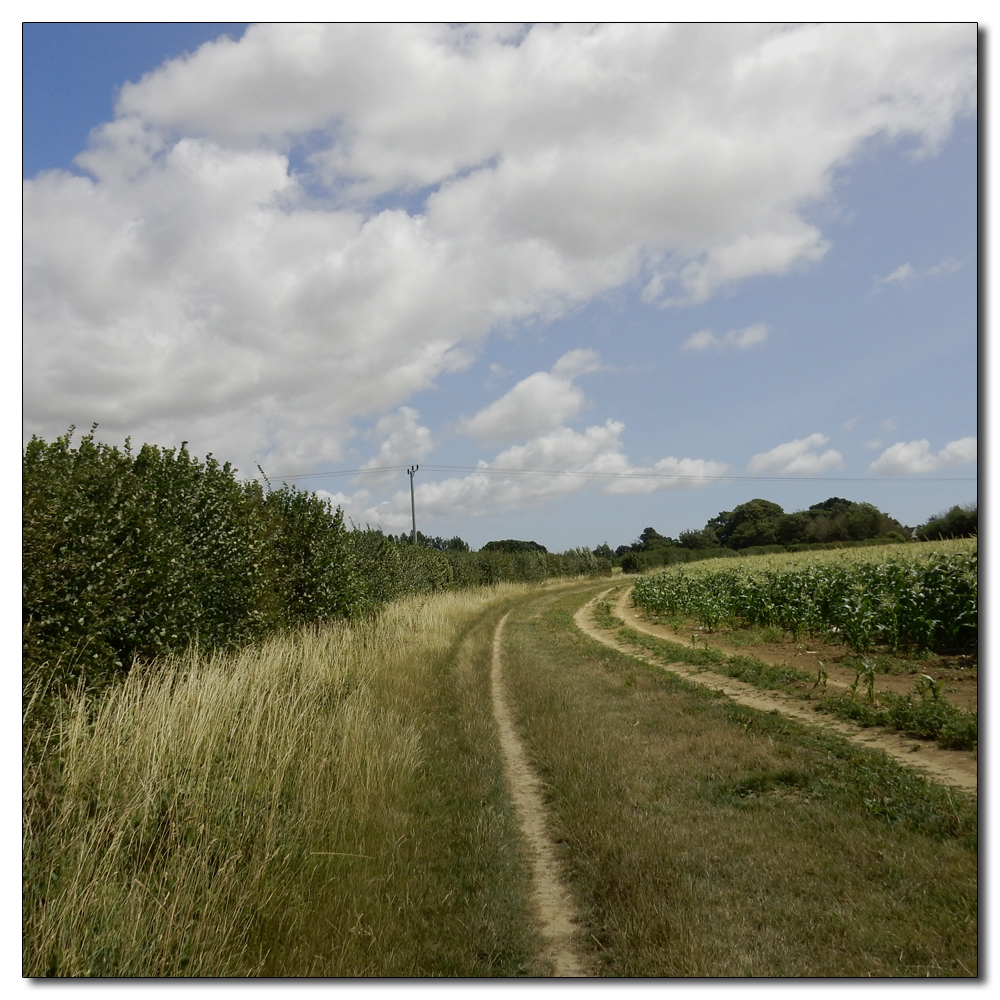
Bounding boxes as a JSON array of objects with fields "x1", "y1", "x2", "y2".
[{"x1": 21, "y1": 22, "x2": 979, "y2": 552}]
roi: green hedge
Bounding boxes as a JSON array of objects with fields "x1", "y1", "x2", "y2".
[
  {"x1": 24, "y1": 430, "x2": 611, "y2": 691},
  {"x1": 23, "y1": 429, "x2": 357, "y2": 690}
]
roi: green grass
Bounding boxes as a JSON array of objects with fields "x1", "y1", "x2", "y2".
[
  {"x1": 500, "y1": 588, "x2": 977, "y2": 977},
  {"x1": 815, "y1": 690, "x2": 978, "y2": 752},
  {"x1": 23, "y1": 587, "x2": 543, "y2": 978},
  {"x1": 24, "y1": 579, "x2": 978, "y2": 977}
]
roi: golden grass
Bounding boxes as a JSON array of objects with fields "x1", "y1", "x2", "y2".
[{"x1": 23, "y1": 585, "x2": 539, "y2": 977}]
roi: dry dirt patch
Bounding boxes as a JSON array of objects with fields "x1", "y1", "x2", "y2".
[{"x1": 635, "y1": 608, "x2": 977, "y2": 713}]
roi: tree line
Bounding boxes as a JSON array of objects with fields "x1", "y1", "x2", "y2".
[{"x1": 594, "y1": 496, "x2": 977, "y2": 573}]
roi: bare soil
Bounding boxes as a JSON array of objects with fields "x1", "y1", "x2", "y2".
[
  {"x1": 633, "y1": 607, "x2": 978, "y2": 713},
  {"x1": 574, "y1": 589, "x2": 977, "y2": 796},
  {"x1": 491, "y1": 612, "x2": 590, "y2": 977}
]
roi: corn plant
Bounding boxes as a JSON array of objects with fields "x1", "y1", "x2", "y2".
[{"x1": 631, "y1": 541, "x2": 976, "y2": 654}]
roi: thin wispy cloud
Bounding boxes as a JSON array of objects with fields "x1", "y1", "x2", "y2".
[
  {"x1": 680, "y1": 322, "x2": 769, "y2": 353},
  {"x1": 747, "y1": 434, "x2": 844, "y2": 476},
  {"x1": 876, "y1": 257, "x2": 963, "y2": 287},
  {"x1": 877, "y1": 263, "x2": 916, "y2": 285}
]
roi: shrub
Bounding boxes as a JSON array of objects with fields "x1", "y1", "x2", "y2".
[{"x1": 23, "y1": 429, "x2": 358, "y2": 689}]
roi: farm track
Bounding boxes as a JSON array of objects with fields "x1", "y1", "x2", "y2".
[
  {"x1": 574, "y1": 587, "x2": 977, "y2": 795},
  {"x1": 491, "y1": 612, "x2": 590, "y2": 978}
]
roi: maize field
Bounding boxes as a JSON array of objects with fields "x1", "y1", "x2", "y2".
[{"x1": 630, "y1": 539, "x2": 977, "y2": 654}]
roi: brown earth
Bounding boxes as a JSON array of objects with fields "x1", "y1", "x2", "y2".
[
  {"x1": 628, "y1": 605, "x2": 978, "y2": 713},
  {"x1": 573, "y1": 588, "x2": 977, "y2": 796}
]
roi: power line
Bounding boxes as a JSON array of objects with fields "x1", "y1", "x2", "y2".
[{"x1": 264, "y1": 463, "x2": 976, "y2": 485}]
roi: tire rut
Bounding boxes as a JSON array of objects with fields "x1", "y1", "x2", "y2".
[
  {"x1": 491, "y1": 612, "x2": 590, "y2": 978},
  {"x1": 575, "y1": 588, "x2": 977, "y2": 796}
]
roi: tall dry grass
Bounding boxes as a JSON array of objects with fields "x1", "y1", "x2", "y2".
[{"x1": 23, "y1": 586, "x2": 532, "y2": 977}]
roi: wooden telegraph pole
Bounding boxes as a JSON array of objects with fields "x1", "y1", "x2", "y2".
[{"x1": 408, "y1": 465, "x2": 419, "y2": 545}]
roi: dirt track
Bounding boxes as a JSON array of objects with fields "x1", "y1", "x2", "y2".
[
  {"x1": 574, "y1": 588, "x2": 977, "y2": 796},
  {"x1": 491, "y1": 612, "x2": 590, "y2": 977}
]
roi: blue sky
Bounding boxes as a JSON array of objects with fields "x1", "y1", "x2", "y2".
[{"x1": 22, "y1": 23, "x2": 977, "y2": 551}]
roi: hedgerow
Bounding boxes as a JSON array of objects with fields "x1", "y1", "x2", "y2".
[
  {"x1": 24, "y1": 429, "x2": 611, "y2": 692},
  {"x1": 23, "y1": 428, "x2": 359, "y2": 691}
]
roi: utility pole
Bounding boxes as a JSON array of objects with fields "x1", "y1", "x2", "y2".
[{"x1": 408, "y1": 465, "x2": 419, "y2": 545}]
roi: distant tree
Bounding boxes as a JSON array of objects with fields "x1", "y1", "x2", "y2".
[
  {"x1": 708, "y1": 499, "x2": 785, "y2": 549},
  {"x1": 775, "y1": 512, "x2": 811, "y2": 545},
  {"x1": 916, "y1": 504, "x2": 977, "y2": 540},
  {"x1": 678, "y1": 527, "x2": 719, "y2": 550},
  {"x1": 808, "y1": 497, "x2": 855, "y2": 517},
  {"x1": 594, "y1": 543, "x2": 614, "y2": 560},
  {"x1": 679, "y1": 496, "x2": 906, "y2": 552},
  {"x1": 806, "y1": 499, "x2": 903, "y2": 543},
  {"x1": 481, "y1": 539, "x2": 548, "y2": 554},
  {"x1": 398, "y1": 532, "x2": 471, "y2": 551},
  {"x1": 637, "y1": 527, "x2": 676, "y2": 551}
]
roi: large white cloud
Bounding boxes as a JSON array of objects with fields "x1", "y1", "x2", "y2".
[
  {"x1": 869, "y1": 437, "x2": 977, "y2": 475},
  {"x1": 747, "y1": 434, "x2": 844, "y2": 476},
  {"x1": 23, "y1": 23, "x2": 976, "y2": 476}
]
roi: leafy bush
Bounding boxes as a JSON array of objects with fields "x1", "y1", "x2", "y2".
[{"x1": 23, "y1": 429, "x2": 358, "y2": 690}]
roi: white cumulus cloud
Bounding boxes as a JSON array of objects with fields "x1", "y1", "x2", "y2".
[
  {"x1": 458, "y1": 349, "x2": 600, "y2": 443},
  {"x1": 353, "y1": 407, "x2": 434, "y2": 489},
  {"x1": 747, "y1": 433, "x2": 844, "y2": 475},
  {"x1": 23, "y1": 23, "x2": 976, "y2": 476},
  {"x1": 868, "y1": 437, "x2": 977, "y2": 474}
]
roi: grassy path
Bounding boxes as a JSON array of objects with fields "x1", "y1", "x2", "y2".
[
  {"x1": 25, "y1": 580, "x2": 978, "y2": 977},
  {"x1": 490, "y1": 612, "x2": 590, "y2": 977},
  {"x1": 577, "y1": 586, "x2": 977, "y2": 795},
  {"x1": 24, "y1": 588, "x2": 545, "y2": 978},
  {"x1": 500, "y1": 582, "x2": 977, "y2": 977}
]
